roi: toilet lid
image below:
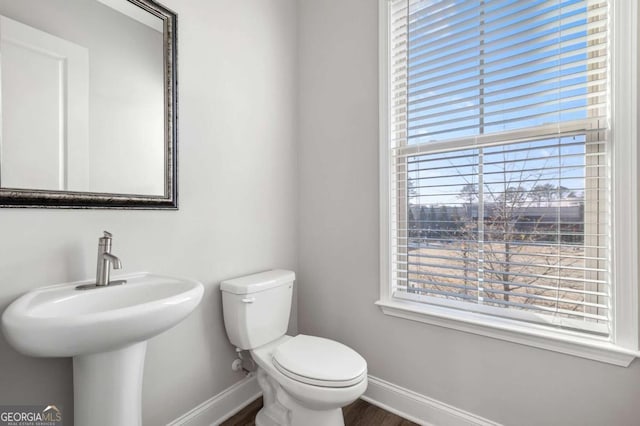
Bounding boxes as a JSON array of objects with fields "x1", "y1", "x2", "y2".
[{"x1": 272, "y1": 335, "x2": 367, "y2": 387}]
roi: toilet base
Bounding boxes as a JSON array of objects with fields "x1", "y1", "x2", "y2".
[
  {"x1": 255, "y1": 404, "x2": 344, "y2": 426},
  {"x1": 255, "y1": 369, "x2": 346, "y2": 426}
]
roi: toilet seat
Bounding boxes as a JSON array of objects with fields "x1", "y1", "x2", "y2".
[{"x1": 272, "y1": 335, "x2": 367, "y2": 388}]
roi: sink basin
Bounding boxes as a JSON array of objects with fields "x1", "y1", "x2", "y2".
[
  {"x1": 1, "y1": 272, "x2": 204, "y2": 426},
  {"x1": 2, "y1": 272, "x2": 203, "y2": 357}
]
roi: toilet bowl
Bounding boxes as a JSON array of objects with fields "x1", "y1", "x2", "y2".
[
  {"x1": 220, "y1": 270, "x2": 367, "y2": 426},
  {"x1": 251, "y1": 335, "x2": 367, "y2": 425}
]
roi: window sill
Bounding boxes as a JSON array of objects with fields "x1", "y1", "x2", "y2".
[{"x1": 375, "y1": 298, "x2": 639, "y2": 367}]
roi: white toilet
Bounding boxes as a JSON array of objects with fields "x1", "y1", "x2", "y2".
[{"x1": 221, "y1": 270, "x2": 367, "y2": 426}]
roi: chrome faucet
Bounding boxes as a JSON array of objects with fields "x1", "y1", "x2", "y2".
[
  {"x1": 96, "y1": 231, "x2": 122, "y2": 286},
  {"x1": 76, "y1": 231, "x2": 126, "y2": 290}
]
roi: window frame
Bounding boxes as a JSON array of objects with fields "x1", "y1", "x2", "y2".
[{"x1": 377, "y1": 0, "x2": 639, "y2": 366}]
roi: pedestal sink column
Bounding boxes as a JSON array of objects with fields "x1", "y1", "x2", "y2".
[{"x1": 73, "y1": 342, "x2": 147, "y2": 426}]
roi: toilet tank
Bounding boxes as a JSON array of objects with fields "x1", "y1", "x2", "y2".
[{"x1": 220, "y1": 269, "x2": 295, "y2": 350}]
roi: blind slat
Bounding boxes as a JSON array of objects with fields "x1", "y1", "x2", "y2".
[{"x1": 396, "y1": 275, "x2": 610, "y2": 298}]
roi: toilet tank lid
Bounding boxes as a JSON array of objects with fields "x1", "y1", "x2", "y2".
[{"x1": 220, "y1": 269, "x2": 295, "y2": 294}]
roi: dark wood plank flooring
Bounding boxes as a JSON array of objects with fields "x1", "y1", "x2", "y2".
[{"x1": 221, "y1": 397, "x2": 419, "y2": 426}]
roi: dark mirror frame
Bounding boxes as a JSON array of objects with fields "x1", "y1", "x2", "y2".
[{"x1": 0, "y1": 0, "x2": 177, "y2": 209}]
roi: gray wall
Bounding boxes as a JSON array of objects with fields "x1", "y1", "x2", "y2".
[
  {"x1": 296, "y1": 1, "x2": 640, "y2": 425},
  {"x1": 0, "y1": 0, "x2": 297, "y2": 425}
]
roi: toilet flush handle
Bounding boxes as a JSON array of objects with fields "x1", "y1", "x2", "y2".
[{"x1": 241, "y1": 297, "x2": 255, "y2": 303}]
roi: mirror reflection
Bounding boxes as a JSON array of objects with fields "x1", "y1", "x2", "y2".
[{"x1": 0, "y1": 0, "x2": 166, "y2": 196}]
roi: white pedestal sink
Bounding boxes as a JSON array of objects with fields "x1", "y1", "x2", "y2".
[{"x1": 1, "y1": 273, "x2": 204, "y2": 426}]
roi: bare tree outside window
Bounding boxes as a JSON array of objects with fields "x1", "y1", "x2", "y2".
[{"x1": 406, "y1": 138, "x2": 592, "y2": 322}]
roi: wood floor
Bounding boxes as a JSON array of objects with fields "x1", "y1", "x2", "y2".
[{"x1": 221, "y1": 397, "x2": 419, "y2": 426}]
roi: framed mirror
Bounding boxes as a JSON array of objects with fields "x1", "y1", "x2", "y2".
[{"x1": 0, "y1": 0, "x2": 177, "y2": 209}]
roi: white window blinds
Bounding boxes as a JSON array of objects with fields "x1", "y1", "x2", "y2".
[{"x1": 387, "y1": 0, "x2": 610, "y2": 334}]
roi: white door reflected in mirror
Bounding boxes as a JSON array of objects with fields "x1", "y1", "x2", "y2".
[
  {"x1": 0, "y1": 15, "x2": 89, "y2": 192},
  {"x1": 0, "y1": 0, "x2": 165, "y2": 196}
]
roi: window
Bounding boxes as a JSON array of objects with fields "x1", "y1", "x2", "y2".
[{"x1": 378, "y1": 0, "x2": 639, "y2": 365}]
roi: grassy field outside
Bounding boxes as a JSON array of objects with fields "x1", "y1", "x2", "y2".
[{"x1": 405, "y1": 240, "x2": 607, "y2": 324}]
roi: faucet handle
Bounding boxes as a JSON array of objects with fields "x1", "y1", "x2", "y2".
[{"x1": 98, "y1": 231, "x2": 113, "y2": 249}]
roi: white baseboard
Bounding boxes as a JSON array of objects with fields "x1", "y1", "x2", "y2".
[
  {"x1": 167, "y1": 375, "x2": 261, "y2": 426},
  {"x1": 362, "y1": 375, "x2": 501, "y2": 426},
  {"x1": 168, "y1": 373, "x2": 499, "y2": 426}
]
